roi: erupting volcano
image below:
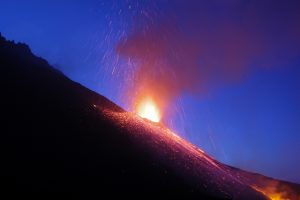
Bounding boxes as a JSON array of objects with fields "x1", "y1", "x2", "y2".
[
  {"x1": 1, "y1": 0, "x2": 300, "y2": 198},
  {"x1": 1, "y1": 34, "x2": 299, "y2": 199}
]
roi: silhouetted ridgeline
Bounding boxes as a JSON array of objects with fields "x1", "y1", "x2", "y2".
[
  {"x1": 0, "y1": 33, "x2": 123, "y2": 112},
  {"x1": 1, "y1": 33, "x2": 222, "y2": 198},
  {"x1": 1, "y1": 33, "x2": 298, "y2": 199}
]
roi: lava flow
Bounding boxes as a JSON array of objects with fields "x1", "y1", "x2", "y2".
[{"x1": 251, "y1": 181, "x2": 300, "y2": 200}]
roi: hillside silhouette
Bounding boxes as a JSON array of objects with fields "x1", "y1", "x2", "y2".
[{"x1": 0, "y1": 33, "x2": 299, "y2": 199}]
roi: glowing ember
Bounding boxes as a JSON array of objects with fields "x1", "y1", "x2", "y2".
[{"x1": 137, "y1": 97, "x2": 160, "y2": 122}]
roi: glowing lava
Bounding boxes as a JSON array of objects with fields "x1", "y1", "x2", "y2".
[
  {"x1": 137, "y1": 97, "x2": 160, "y2": 122},
  {"x1": 251, "y1": 184, "x2": 296, "y2": 200}
]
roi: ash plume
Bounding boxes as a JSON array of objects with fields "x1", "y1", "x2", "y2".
[{"x1": 116, "y1": 0, "x2": 300, "y2": 115}]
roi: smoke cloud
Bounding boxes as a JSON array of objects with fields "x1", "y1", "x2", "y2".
[{"x1": 116, "y1": 0, "x2": 300, "y2": 114}]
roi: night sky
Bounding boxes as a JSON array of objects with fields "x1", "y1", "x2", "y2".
[{"x1": 1, "y1": 0, "x2": 299, "y2": 183}]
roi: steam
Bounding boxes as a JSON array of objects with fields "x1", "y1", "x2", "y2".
[{"x1": 116, "y1": 0, "x2": 300, "y2": 115}]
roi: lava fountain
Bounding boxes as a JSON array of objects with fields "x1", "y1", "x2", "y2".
[{"x1": 136, "y1": 97, "x2": 160, "y2": 123}]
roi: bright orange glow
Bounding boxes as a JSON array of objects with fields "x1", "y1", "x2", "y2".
[
  {"x1": 252, "y1": 186, "x2": 282, "y2": 200},
  {"x1": 251, "y1": 184, "x2": 297, "y2": 200},
  {"x1": 137, "y1": 97, "x2": 160, "y2": 122}
]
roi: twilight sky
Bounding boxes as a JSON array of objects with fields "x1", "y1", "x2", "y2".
[{"x1": 0, "y1": 0, "x2": 299, "y2": 183}]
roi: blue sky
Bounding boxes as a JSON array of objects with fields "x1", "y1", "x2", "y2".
[{"x1": 0, "y1": 0, "x2": 299, "y2": 183}]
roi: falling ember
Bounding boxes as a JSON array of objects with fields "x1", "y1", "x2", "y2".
[{"x1": 136, "y1": 97, "x2": 160, "y2": 122}]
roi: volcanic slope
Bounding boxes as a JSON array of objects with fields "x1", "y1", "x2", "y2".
[{"x1": 1, "y1": 34, "x2": 299, "y2": 199}]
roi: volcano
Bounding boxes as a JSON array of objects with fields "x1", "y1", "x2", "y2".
[{"x1": 0, "y1": 34, "x2": 299, "y2": 199}]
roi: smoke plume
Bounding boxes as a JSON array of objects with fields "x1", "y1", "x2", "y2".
[{"x1": 116, "y1": 0, "x2": 300, "y2": 115}]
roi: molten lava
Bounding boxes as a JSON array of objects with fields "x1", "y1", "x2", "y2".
[
  {"x1": 137, "y1": 97, "x2": 160, "y2": 122},
  {"x1": 252, "y1": 186, "x2": 283, "y2": 200},
  {"x1": 252, "y1": 183, "x2": 300, "y2": 200}
]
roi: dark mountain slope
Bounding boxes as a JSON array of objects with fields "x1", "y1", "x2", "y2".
[{"x1": 0, "y1": 33, "x2": 298, "y2": 199}]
